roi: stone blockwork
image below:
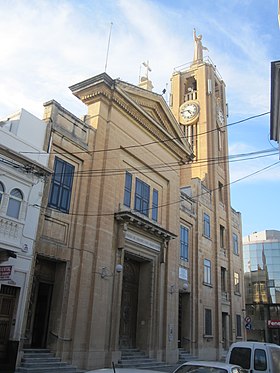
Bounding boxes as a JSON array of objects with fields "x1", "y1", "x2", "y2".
[{"x1": 19, "y1": 58, "x2": 243, "y2": 372}]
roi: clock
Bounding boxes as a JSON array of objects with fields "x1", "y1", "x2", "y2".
[{"x1": 179, "y1": 101, "x2": 199, "y2": 124}]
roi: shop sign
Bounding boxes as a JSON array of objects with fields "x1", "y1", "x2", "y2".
[
  {"x1": 0, "y1": 265, "x2": 12, "y2": 280},
  {"x1": 267, "y1": 320, "x2": 280, "y2": 329}
]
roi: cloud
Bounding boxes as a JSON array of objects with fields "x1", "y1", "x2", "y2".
[{"x1": 0, "y1": 0, "x2": 277, "y2": 122}]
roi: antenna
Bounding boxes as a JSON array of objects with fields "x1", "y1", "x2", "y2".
[{"x1": 104, "y1": 22, "x2": 113, "y2": 73}]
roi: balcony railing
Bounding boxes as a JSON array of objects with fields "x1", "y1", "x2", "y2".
[{"x1": 0, "y1": 216, "x2": 23, "y2": 247}]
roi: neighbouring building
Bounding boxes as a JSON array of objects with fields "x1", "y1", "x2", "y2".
[
  {"x1": 270, "y1": 60, "x2": 280, "y2": 157},
  {"x1": 243, "y1": 230, "x2": 280, "y2": 345},
  {"x1": 0, "y1": 109, "x2": 50, "y2": 372},
  {"x1": 16, "y1": 34, "x2": 243, "y2": 371}
]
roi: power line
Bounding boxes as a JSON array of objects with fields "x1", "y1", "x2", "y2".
[
  {"x1": 40, "y1": 148, "x2": 278, "y2": 179},
  {"x1": 18, "y1": 111, "x2": 270, "y2": 157},
  {"x1": 33, "y1": 160, "x2": 280, "y2": 218}
]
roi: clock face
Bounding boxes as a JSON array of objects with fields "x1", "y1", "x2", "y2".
[{"x1": 180, "y1": 102, "x2": 199, "y2": 123}]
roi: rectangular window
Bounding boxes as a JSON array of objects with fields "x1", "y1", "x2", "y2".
[
  {"x1": 218, "y1": 181, "x2": 224, "y2": 203},
  {"x1": 234, "y1": 272, "x2": 240, "y2": 294},
  {"x1": 203, "y1": 213, "x2": 210, "y2": 238},
  {"x1": 48, "y1": 157, "x2": 74, "y2": 213},
  {"x1": 152, "y1": 189, "x2": 158, "y2": 221},
  {"x1": 236, "y1": 314, "x2": 242, "y2": 337},
  {"x1": 233, "y1": 233, "x2": 239, "y2": 255},
  {"x1": 220, "y1": 225, "x2": 225, "y2": 249},
  {"x1": 205, "y1": 308, "x2": 212, "y2": 336},
  {"x1": 204, "y1": 259, "x2": 211, "y2": 285},
  {"x1": 180, "y1": 225, "x2": 189, "y2": 261},
  {"x1": 135, "y1": 178, "x2": 150, "y2": 216},
  {"x1": 221, "y1": 267, "x2": 226, "y2": 292},
  {"x1": 124, "y1": 172, "x2": 132, "y2": 207}
]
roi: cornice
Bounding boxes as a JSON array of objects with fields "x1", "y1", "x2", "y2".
[
  {"x1": 115, "y1": 209, "x2": 177, "y2": 241},
  {"x1": 69, "y1": 75, "x2": 193, "y2": 162}
]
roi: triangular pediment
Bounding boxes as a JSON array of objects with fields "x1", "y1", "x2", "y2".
[
  {"x1": 69, "y1": 73, "x2": 194, "y2": 161},
  {"x1": 116, "y1": 81, "x2": 190, "y2": 151}
]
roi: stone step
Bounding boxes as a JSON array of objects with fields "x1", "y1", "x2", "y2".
[
  {"x1": 22, "y1": 353, "x2": 56, "y2": 358},
  {"x1": 16, "y1": 367, "x2": 79, "y2": 373},
  {"x1": 116, "y1": 347, "x2": 198, "y2": 371},
  {"x1": 20, "y1": 361, "x2": 68, "y2": 368},
  {"x1": 15, "y1": 349, "x2": 84, "y2": 373},
  {"x1": 22, "y1": 358, "x2": 62, "y2": 364},
  {"x1": 116, "y1": 348, "x2": 170, "y2": 370},
  {"x1": 119, "y1": 359, "x2": 166, "y2": 366}
]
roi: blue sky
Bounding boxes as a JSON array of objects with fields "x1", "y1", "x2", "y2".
[{"x1": 1, "y1": 0, "x2": 279, "y2": 237}]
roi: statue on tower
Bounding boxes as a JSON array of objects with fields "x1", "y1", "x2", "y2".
[{"x1": 193, "y1": 28, "x2": 208, "y2": 63}]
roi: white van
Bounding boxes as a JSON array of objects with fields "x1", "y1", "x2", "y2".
[{"x1": 226, "y1": 341, "x2": 280, "y2": 373}]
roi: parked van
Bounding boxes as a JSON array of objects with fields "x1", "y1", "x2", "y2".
[{"x1": 226, "y1": 341, "x2": 280, "y2": 372}]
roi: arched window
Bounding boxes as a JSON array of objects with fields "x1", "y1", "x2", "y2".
[
  {"x1": 0, "y1": 182, "x2": 4, "y2": 205},
  {"x1": 7, "y1": 188, "x2": 23, "y2": 219}
]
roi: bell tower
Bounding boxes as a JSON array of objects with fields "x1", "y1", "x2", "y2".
[
  {"x1": 170, "y1": 31, "x2": 244, "y2": 358},
  {"x1": 170, "y1": 30, "x2": 229, "y2": 193}
]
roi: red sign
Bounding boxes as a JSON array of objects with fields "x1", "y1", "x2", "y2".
[
  {"x1": 268, "y1": 320, "x2": 280, "y2": 329},
  {"x1": 0, "y1": 265, "x2": 12, "y2": 280}
]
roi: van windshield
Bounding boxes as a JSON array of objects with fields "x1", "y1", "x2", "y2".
[{"x1": 229, "y1": 347, "x2": 251, "y2": 369}]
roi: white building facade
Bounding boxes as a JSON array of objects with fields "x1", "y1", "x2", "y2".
[{"x1": 0, "y1": 109, "x2": 50, "y2": 371}]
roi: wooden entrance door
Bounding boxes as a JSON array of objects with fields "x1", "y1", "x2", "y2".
[
  {"x1": 119, "y1": 260, "x2": 139, "y2": 348},
  {"x1": 0, "y1": 285, "x2": 16, "y2": 361}
]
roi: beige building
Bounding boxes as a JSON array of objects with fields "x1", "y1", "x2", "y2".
[
  {"x1": 18, "y1": 38, "x2": 244, "y2": 371},
  {"x1": 171, "y1": 54, "x2": 244, "y2": 359}
]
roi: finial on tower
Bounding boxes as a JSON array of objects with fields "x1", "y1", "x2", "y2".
[
  {"x1": 142, "y1": 61, "x2": 152, "y2": 79},
  {"x1": 139, "y1": 60, "x2": 153, "y2": 91},
  {"x1": 193, "y1": 28, "x2": 208, "y2": 63}
]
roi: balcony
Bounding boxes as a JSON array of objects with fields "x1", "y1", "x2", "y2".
[{"x1": 0, "y1": 216, "x2": 23, "y2": 248}]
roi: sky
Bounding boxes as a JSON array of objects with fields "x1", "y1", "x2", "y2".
[{"x1": 0, "y1": 0, "x2": 280, "y2": 237}]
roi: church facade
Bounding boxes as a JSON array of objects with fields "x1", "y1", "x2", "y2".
[{"x1": 17, "y1": 39, "x2": 244, "y2": 370}]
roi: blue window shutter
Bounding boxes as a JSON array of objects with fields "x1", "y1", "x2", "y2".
[
  {"x1": 152, "y1": 189, "x2": 158, "y2": 221},
  {"x1": 180, "y1": 225, "x2": 189, "y2": 260},
  {"x1": 48, "y1": 157, "x2": 74, "y2": 213},
  {"x1": 124, "y1": 172, "x2": 132, "y2": 207}
]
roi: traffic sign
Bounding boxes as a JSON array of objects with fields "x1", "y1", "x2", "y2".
[{"x1": 245, "y1": 323, "x2": 252, "y2": 330}]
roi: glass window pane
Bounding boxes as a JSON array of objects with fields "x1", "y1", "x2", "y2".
[
  {"x1": 204, "y1": 213, "x2": 210, "y2": 238},
  {"x1": 60, "y1": 188, "x2": 70, "y2": 212},
  {"x1": 124, "y1": 172, "x2": 132, "y2": 207},
  {"x1": 7, "y1": 198, "x2": 21, "y2": 219},
  {"x1": 134, "y1": 178, "x2": 150, "y2": 216},
  {"x1": 10, "y1": 188, "x2": 23, "y2": 199},
  {"x1": 180, "y1": 226, "x2": 189, "y2": 260},
  {"x1": 205, "y1": 308, "x2": 212, "y2": 335},
  {"x1": 48, "y1": 157, "x2": 74, "y2": 213}
]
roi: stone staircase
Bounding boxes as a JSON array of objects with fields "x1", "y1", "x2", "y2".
[
  {"x1": 15, "y1": 349, "x2": 85, "y2": 373},
  {"x1": 116, "y1": 348, "x2": 174, "y2": 370},
  {"x1": 178, "y1": 348, "x2": 198, "y2": 363},
  {"x1": 15, "y1": 347, "x2": 198, "y2": 373},
  {"x1": 116, "y1": 347, "x2": 198, "y2": 371}
]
